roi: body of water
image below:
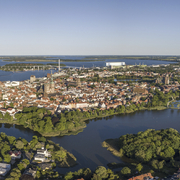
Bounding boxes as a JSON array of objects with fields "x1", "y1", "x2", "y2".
[{"x1": 1, "y1": 109, "x2": 180, "y2": 173}]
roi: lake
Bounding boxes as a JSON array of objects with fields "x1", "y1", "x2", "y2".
[{"x1": 1, "y1": 109, "x2": 180, "y2": 173}]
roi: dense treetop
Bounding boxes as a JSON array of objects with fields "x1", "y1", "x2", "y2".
[{"x1": 119, "y1": 128, "x2": 180, "y2": 163}]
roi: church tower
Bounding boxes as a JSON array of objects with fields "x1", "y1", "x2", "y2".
[
  {"x1": 76, "y1": 78, "x2": 81, "y2": 87},
  {"x1": 164, "y1": 74, "x2": 169, "y2": 85},
  {"x1": 50, "y1": 72, "x2": 55, "y2": 93}
]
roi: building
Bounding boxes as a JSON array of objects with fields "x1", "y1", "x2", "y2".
[
  {"x1": 76, "y1": 78, "x2": 81, "y2": 87},
  {"x1": 155, "y1": 74, "x2": 169, "y2": 85},
  {"x1": 37, "y1": 147, "x2": 51, "y2": 157},
  {"x1": 34, "y1": 147, "x2": 51, "y2": 162},
  {"x1": 155, "y1": 77, "x2": 162, "y2": 84},
  {"x1": 4, "y1": 81, "x2": 20, "y2": 87},
  {"x1": 23, "y1": 168, "x2": 36, "y2": 178},
  {"x1": 164, "y1": 74, "x2": 169, "y2": 85},
  {"x1": 128, "y1": 173, "x2": 154, "y2": 180},
  {"x1": 30, "y1": 75, "x2": 36, "y2": 83},
  {"x1": 0, "y1": 163, "x2": 11, "y2": 176},
  {"x1": 66, "y1": 78, "x2": 81, "y2": 87},
  {"x1": 44, "y1": 74, "x2": 55, "y2": 95},
  {"x1": 106, "y1": 62, "x2": 125, "y2": 68},
  {"x1": 34, "y1": 154, "x2": 46, "y2": 162},
  {"x1": 133, "y1": 87, "x2": 148, "y2": 94},
  {"x1": 9, "y1": 150, "x2": 21, "y2": 159}
]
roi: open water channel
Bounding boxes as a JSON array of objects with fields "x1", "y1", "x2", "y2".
[{"x1": 0, "y1": 58, "x2": 178, "y2": 173}]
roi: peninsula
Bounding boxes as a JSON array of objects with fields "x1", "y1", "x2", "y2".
[{"x1": 0, "y1": 62, "x2": 180, "y2": 137}]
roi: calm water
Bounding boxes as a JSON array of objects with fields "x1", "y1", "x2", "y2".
[{"x1": 1, "y1": 109, "x2": 180, "y2": 173}]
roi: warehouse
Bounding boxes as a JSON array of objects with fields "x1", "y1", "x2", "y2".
[{"x1": 106, "y1": 62, "x2": 125, "y2": 67}]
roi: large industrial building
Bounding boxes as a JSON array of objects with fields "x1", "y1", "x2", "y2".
[{"x1": 106, "y1": 62, "x2": 125, "y2": 67}]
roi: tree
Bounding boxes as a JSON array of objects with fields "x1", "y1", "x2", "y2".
[
  {"x1": 83, "y1": 168, "x2": 92, "y2": 179},
  {"x1": 177, "y1": 104, "x2": 180, "y2": 109},
  {"x1": 64, "y1": 171, "x2": 73, "y2": 180},
  {"x1": 135, "y1": 150, "x2": 146, "y2": 162},
  {"x1": 4, "y1": 112, "x2": 12, "y2": 120},
  {"x1": 18, "y1": 163, "x2": 25, "y2": 171},
  {"x1": 56, "y1": 122, "x2": 66, "y2": 131},
  {"x1": 94, "y1": 166, "x2": 108, "y2": 179},
  {"x1": 22, "y1": 159, "x2": 30, "y2": 165},
  {"x1": 29, "y1": 138, "x2": 38, "y2": 149},
  {"x1": 10, "y1": 102, "x2": 14, "y2": 108},
  {"x1": 38, "y1": 136, "x2": 46, "y2": 142},
  {"x1": 4, "y1": 154, "x2": 11, "y2": 163},
  {"x1": 136, "y1": 163, "x2": 143, "y2": 173},
  {"x1": 151, "y1": 159, "x2": 165, "y2": 170},
  {"x1": 7, "y1": 136, "x2": 16, "y2": 144},
  {"x1": 15, "y1": 140, "x2": 24, "y2": 149},
  {"x1": 161, "y1": 147, "x2": 175, "y2": 160},
  {"x1": 55, "y1": 150, "x2": 67, "y2": 160},
  {"x1": 121, "y1": 167, "x2": 131, "y2": 176},
  {"x1": 0, "y1": 112, "x2": 3, "y2": 119},
  {"x1": 44, "y1": 118, "x2": 53, "y2": 132},
  {"x1": 21, "y1": 138, "x2": 28, "y2": 146}
]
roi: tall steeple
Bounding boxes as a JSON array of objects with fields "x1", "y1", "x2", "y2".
[
  {"x1": 58, "y1": 59, "x2": 60, "y2": 72},
  {"x1": 50, "y1": 70, "x2": 55, "y2": 93},
  {"x1": 50, "y1": 70, "x2": 53, "y2": 83}
]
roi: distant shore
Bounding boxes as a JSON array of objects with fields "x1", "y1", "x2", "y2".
[
  {"x1": 1, "y1": 55, "x2": 180, "y2": 63},
  {"x1": 3, "y1": 59, "x2": 105, "y2": 62}
]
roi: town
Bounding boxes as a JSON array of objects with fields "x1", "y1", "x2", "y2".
[
  {"x1": 0, "y1": 62, "x2": 179, "y2": 118},
  {"x1": 1, "y1": 62, "x2": 180, "y2": 179}
]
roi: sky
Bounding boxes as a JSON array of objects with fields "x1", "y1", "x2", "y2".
[{"x1": 0, "y1": 0, "x2": 180, "y2": 56}]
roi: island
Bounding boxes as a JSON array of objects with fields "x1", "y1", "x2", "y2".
[{"x1": 102, "y1": 128, "x2": 180, "y2": 178}]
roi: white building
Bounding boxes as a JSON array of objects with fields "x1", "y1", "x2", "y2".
[
  {"x1": 34, "y1": 154, "x2": 46, "y2": 162},
  {"x1": 34, "y1": 147, "x2": 51, "y2": 162},
  {"x1": 106, "y1": 62, "x2": 125, "y2": 67},
  {"x1": 37, "y1": 147, "x2": 51, "y2": 157},
  {"x1": 0, "y1": 163, "x2": 11, "y2": 176},
  {"x1": 4, "y1": 81, "x2": 20, "y2": 87}
]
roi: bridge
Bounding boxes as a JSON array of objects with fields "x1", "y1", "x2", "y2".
[{"x1": 1, "y1": 65, "x2": 59, "y2": 71}]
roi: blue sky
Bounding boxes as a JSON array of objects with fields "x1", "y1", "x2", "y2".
[{"x1": 0, "y1": 0, "x2": 180, "y2": 55}]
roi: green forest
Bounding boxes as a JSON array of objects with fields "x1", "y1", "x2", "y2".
[
  {"x1": 117, "y1": 128, "x2": 180, "y2": 175},
  {"x1": 103, "y1": 128, "x2": 180, "y2": 178}
]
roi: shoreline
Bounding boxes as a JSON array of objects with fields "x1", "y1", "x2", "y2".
[{"x1": 0, "y1": 105, "x2": 169, "y2": 137}]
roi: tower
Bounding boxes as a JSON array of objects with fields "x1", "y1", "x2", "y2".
[
  {"x1": 30, "y1": 75, "x2": 36, "y2": 83},
  {"x1": 76, "y1": 78, "x2": 81, "y2": 87},
  {"x1": 164, "y1": 74, "x2": 169, "y2": 85},
  {"x1": 44, "y1": 71, "x2": 55, "y2": 95},
  {"x1": 50, "y1": 73, "x2": 55, "y2": 93},
  {"x1": 44, "y1": 83, "x2": 50, "y2": 94},
  {"x1": 58, "y1": 59, "x2": 60, "y2": 72}
]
